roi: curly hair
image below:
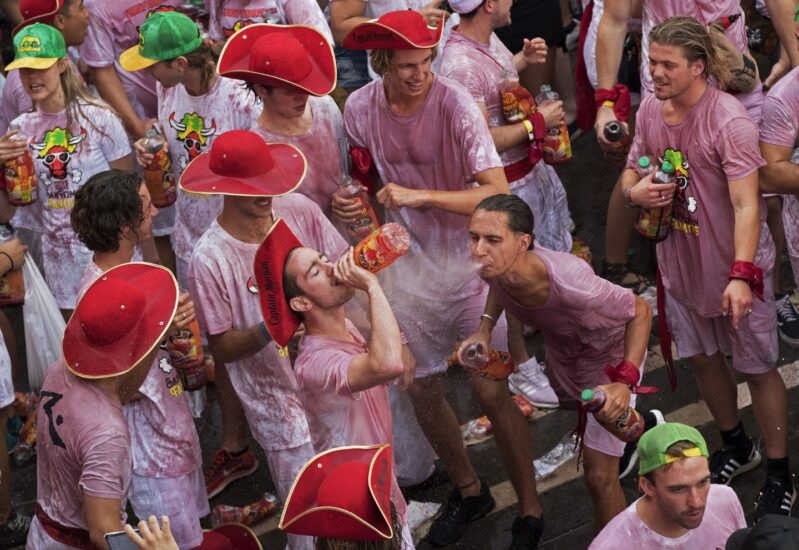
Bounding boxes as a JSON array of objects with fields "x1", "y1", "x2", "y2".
[{"x1": 71, "y1": 170, "x2": 145, "y2": 253}]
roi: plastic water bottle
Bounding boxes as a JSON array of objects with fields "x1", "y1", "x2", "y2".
[
  {"x1": 581, "y1": 387, "x2": 646, "y2": 443},
  {"x1": 338, "y1": 175, "x2": 379, "y2": 243},
  {"x1": 535, "y1": 85, "x2": 572, "y2": 165},
  {"x1": 635, "y1": 160, "x2": 675, "y2": 242},
  {"x1": 141, "y1": 124, "x2": 176, "y2": 208},
  {"x1": 3, "y1": 123, "x2": 37, "y2": 206},
  {"x1": 0, "y1": 224, "x2": 23, "y2": 306}
]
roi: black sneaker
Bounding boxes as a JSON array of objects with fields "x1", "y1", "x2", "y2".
[
  {"x1": 709, "y1": 441, "x2": 762, "y2": 485},
  {"x1": 509, "y1": 515, "x2": 544, "y2": 550},
  {"x1": 754, "y1": 476, "x2": 797, "y2": 520},
  {"x1": 776, "y1": 295, "x2": 799, "y2": 347},
  {"x1": 427, "y1": 478, "x2": 495, "y2": 547},
  {"x1": 619, "y1": 409, "x2": 664, "y2": 479},
  {"x1": 0, "y1": 512, "x2": 31, "y2": 548}
]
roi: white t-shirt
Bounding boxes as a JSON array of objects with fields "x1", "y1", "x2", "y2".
[{"x1": 590, "y1": 484, "x2": 746, "y2": 549}]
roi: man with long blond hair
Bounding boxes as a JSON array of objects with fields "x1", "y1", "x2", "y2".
[{"x1": 620, "y1": 16, "x2": 794, "y2": 519}]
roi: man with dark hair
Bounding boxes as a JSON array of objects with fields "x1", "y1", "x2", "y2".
[
  {"x1": 621, "y1": 16, "x2": 793, "y2": 516},
  {"x1": 463, "y1": 193, "x2": 656, "y2": 537},
  {"x1": 590, "y1": 423, "x2": 746, "y2": 548},
  {"x1": 71, "y1": 169, "x2": 153, "y2": 256}
]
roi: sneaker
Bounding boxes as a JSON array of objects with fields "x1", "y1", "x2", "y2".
[
  {"x1": 508, "y1": 358, "x2": 559, "y2": 409},
  {"x1": 509, "y1": 514, "x2": 544, "y2": 550},
  {"x1": 0, "y1": 512, "x2": 31, "y2": 548},
  {"x1": 210, "y1": 493, "x2": 279, "y2": 528},
  {"x1": 205, "y1": 447, "x2": 259, "y2": 499},
  {"x1": 709, "y1": 441, "x2": 762, "y2": 485},
  {"x1": 427, "y1": 478, "x2": 495, "y2": 547},
  {"x1": 619, "y1": 409, "x2": 665, "y2": 479},
  {"x1": 754, "y1": 476, "x2": 797, "y2": 520},
  {"x1": 776, "y1": 295, "x2": 799, "y2": 347}
]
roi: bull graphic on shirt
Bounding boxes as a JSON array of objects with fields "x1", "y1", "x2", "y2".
[
  {"x1": 31, "y1": 127, "x2": 86, "y2": 185},
  {"x1": 168, "y1": 112, "x2": 217, "y2": 170},
  {"x1": 147, "y1": 4, "x2": 178, "y2": 18},
  {"x1": 223, "y1": 18, "x2": 257, "y2": 38},
  {"x1": 660, "y1": 148, "x2": 699, "y2": 236}
]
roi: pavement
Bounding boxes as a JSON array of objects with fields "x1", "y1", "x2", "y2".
[{"x1": 8, "y1": 126, "x2": 799, "y2": 549}]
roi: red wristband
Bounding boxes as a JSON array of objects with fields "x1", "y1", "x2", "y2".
[
  {"x1": 729, "y1": 260, "x2": 765, "y2": 301},
  {"x1": 594, "y1": 84, "x2": 631, "y2": 123},
  {"x1": 603, "y1": 360, "x2": 658, "y2": 394}
]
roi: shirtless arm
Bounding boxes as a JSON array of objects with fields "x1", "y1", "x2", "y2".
[
  {"x1": 763, "y1": 0, "x2": 799, "y2": 86},
  {"x1": 722, "y1": 171, "x2": 760, "y2": 329},
  {"x1": 457, "y1": 286, "x2": 505, "y2": 361},
  {"x1": 622, "y1": 295, "x2": 652, "y2": 368},
  {"x1": 376, "y1": 166, "x2": 510, "y2": 216},
  {"x1": 330, "y1": 0, "x2": 446, "y2": 45},
  {"x1": 479, "y1": 102, "x2": 564, "y2": 154},
  {"x1": 759, "y1": 141, "x2": 799, "y2": 194},
  {"x1": 594, "y1": 0, "x2": 632, "y2": 150},
  {"x1": 90, "y1": 66, "x2": 149, "y2": 140},
  {"x1": 84, "y1": 495, "x2": 123, "y2": 549},
  {"x1": 206, "y1": 323, "x2": 271, "y2": 364}
]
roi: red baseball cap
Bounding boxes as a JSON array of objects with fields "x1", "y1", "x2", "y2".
[
  {"x1": 279, "y1": 444, "x2": 394, "y2": 541},
  {"x1": 343, "y1": 10, "x2": 444, "y2": 50},
  {"x1": 254, "y1": 218, "x2": 303, "y2": 349},
  {"x1": 179, "y1": 130, "x2": 306, "y2": 197},
  {"x1": 13, "y1": 0, "x2": 63, "y2": 36},
  {"x1": 217, "y1": 24, "x2": 336, "y2": 96},
  {"x1": 62, "y1": 263, "x2": 178, "y2": 379}
]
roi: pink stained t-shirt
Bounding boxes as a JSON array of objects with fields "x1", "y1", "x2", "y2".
[
  {"x1": 627, "y1": 85, "x2": 773, "y2": 317},
  {"x1": 11, "y1": 103, "x2": 131, "y2": 309},
  {"x1": 188, "y1": 193, "x2": 348, "y2": 451},
  {"x1": 206, "y1": 0, "x2": 333, "y2": 43},
  {"x1": 251, "y1": 95, "x2": 345, "y2": 218},
  {"x1": 344, "y1": 75, "x2": 503, "y2": 303},
  {"x1": 77, "y1": 261, "x2": 203, "y2": 478},
  {"x1": 758, "y1": 65, "x2": 799, "y2": 149},
  {"x1": 640, "y1": 0, "x2": 763, "y2": 122},
  {"x1": 80, "y1": 0, "x2": 186, "y2": 120},
  {"x1": 294, "y1": 319, "x2": 407, "y2": 522},
  {"x1": 158, "y1": 77, "x2": 259, "y2": 264},
  {"x1": 589, "y1": 484, "x2": 746, "y2": 549},
  {"x1": 35, "y1": 360, "x2": 131, "y2": 531},
  {"x1": 488, "y1": 244, "x2": 635, "y2": 402}
]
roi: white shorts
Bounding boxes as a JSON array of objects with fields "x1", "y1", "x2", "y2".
[
  {"x1": 128, "y1": 467, "x2": 209, "y2": 550},
  {"x1": 583, "y1": 394, "x2": 638, "y2": 457}
]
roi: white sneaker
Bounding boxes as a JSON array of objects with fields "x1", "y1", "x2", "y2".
[{"x1": 509, "y1": 358, "x2": 559, "y2": 409}]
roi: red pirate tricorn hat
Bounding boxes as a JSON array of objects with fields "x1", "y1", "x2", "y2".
[
  {"x1": 217, "y1": 24, "x2": 336, "y2": 96},
  {"x1": 254, "y1": 218, "x2": 302, "y2": 349},
  {"x1": 179, "y1": 130, "x2": 306, "y2": 197},
  {"x1": 13, "y1": 0, "x2": 63, "y2": 36},
  {"x1": 199, "y1": 523, "x2": 263, "y2": 549},
  {"x1": 279, "y1": 444, "x2": 394, "y2": 541},
  {"x1": 62, "y1": 263, "x2": 178, "y2": 379},
  {"x1": 343, "y1": 10, "x2": 444, "y2": 50}
]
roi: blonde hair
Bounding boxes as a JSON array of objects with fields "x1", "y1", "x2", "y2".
[
  {"x1": 649, "y1": 16, "x2": 731, "y2": 90},
  {"x1": 58, "y1": 59, "x2": 119, "y2": 138},
  {"x1": 369, "y1": 47, "x2": 438, "y2": 77},
  {"x1": 164, "y1": 41, "x2": 225, "y2": 95}
]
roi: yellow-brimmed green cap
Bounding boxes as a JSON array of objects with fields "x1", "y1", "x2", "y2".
[
  {"x1": 119, "y1": 11, "x2": 203, "y2": 72},
  {"x1": 638, "y1": 423, "x2": 709, "y2": 476},
  {"x1": 6, "y1": 22, "x2": 66, "y2": 70}
]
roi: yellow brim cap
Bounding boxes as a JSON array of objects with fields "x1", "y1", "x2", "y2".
[
  {"x1": 6, "y1": 56, "x2": 59, "y2": 70},
  {"x1": 119, "y1": 45, "x2": 158, "y2": 72}
]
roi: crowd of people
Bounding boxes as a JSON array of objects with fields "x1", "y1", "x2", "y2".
[{"x1": 0, "y1": 0, "x2": 797, "y2": 548}]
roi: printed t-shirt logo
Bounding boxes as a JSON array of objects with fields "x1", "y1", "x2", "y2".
[
  {"x1": 31, "y1": 127, "x2": 87, "y2": 208},
  {"x1": 223, "y1": 18, "x2": 257, "y2": 38},
  {"x1": 661, "y1": 148, "x2": 699, "y2": 237},
  {"x1": 168, "y1": 112, "x2": 217, "y2": 170}
]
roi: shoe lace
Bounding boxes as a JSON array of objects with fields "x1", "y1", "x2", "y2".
[
  {"x1": 777, "y1": 298, "x2": 799, "y2": 322},
  {"x1": 8, "y1": 513, "x2": 31, "y2": 532}
]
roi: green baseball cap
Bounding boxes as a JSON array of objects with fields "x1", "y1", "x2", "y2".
[
  {"x1": 119, "y1": 11, "x2": 202, "y2": 72},
  {"x1": 6, "y1": 22, "x2": 66, "y2": 71},
  {"x1": 638, "y1": 423, "x2": 709, "y2": 476}
]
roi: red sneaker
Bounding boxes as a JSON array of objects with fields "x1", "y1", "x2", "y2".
[
  {"x1": 205, "y1": 448, "x2": 259, "y2": 499},
  {"x1": 210, "y1": 493, "x2": 279, "y2": 528}
]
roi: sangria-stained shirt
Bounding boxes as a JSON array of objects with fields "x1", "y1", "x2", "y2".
[{"x1": 206, "y1": 0, "x2": 332, "y2": 43}]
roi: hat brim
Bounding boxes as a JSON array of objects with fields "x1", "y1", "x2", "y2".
[
  {"x1": 217, "y1": 24, "x2": 336, "y2": 96},
  {"x1": 178, "y1": 142, "x2": 306, "y2": 197},
  {"x1": 62, "y1": 262, "x2": 179, "y2": 379},
  {"x1": 119, "y1": 45, "x2": 159, "y2": 72},
  {"x1": 6, "y1": 56, "x2": 60, "y2": 70},
  {"x1": 279, "y1": 444, "x2": 393, "y2": 540},
  {"x1": 208, "y1": 524, "x2": 263, "y2": 550},
  {"x1": 12, "y1": 6, "x2": 61, "y2": 37},
  {"x1": 343, "y1": 18, "x2": 444, "y2": 50},
  {"x1": 254, "y1": 218, "x2": 303, "y2": 348}
]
